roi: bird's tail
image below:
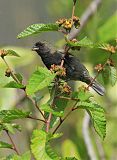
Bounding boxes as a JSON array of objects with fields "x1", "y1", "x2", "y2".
[{"x1": 91, "y1": 80, "x2": 105, "y2": 96}]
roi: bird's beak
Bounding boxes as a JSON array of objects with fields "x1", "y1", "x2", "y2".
[{"x1": 32, "y1": 46, "x2": 39, "y2": 51}]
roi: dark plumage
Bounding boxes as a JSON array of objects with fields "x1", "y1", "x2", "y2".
[{"x1": 32, "y1": 41, "x2": 105, "y2": 96}]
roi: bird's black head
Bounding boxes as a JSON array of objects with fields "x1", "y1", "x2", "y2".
[{"x1": 32, "y1": 41, "x2": 45, "y2": 51}]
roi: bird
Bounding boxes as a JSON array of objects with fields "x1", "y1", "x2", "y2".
[{"x1": 32, "y1": 41, "x2": 105, "y2": 96}]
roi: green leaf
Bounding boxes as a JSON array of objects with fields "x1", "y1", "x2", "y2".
[
  {"x1": 31, "y1": 130, "x2": 60, "y2": 160},
  {"x1": 0, "y1": 141, "x2": 12, "y2": 149},
  {"x1": 51, "y1": 133, "x2": 63, "y2": 140},
  {"x1": 67, "y1": 37, "x2": 110, "y2": 51},
  {"x1": 0, "y1": 109, "x2": 30, "y2": 123},
  {"x1": 64, "y1": 158, "x2": 78, "y2": 160},
  {"x1": 77, "y1": 102, "x2": 106, "y2": 139},
  {"x1": 6, "y1": 50, "x2": 20, "y2": 57},
  {"x1": 102, "y1": 66, "x2": 110, "y2": 85},
  {"x1": 40, "y1": 103, "x2": 63, "y2": 117},
  {"x1": 3, "y1": 123, "x2": 17, "y2": 134},
  {"x1": 72, "y1": 89, "x2": 93, "y2": 102},
  {"x1": 67, "y1": 37, "x2": 94, "y2": 48},
  {"x1": 4, "y1": 81, "x2": 25, "y2": 89},
  {"x1": 26, "y1": 67, "x2": 55, "y2": 95},
  {"x1": 98, "y1": 12, "x2": 117, "y2": 42},
  {"x1": 62, "y1": 139, "x2": 80, "y2": 160},
  {"x1": 102, "y1": 66, "x2": 117, "y2": 86},
  {"x1": 13, "y1": 151, "x2": 31, "y2": 160},
  {"x1": 17, "y1": 23, "x2": 59, "y2": 38},
  {"x1": 110, "y1": 66, "x2": 117, "y2": 86},
  {"x1": 0, "y1": 123, "x2": 21, "y2": 134}
]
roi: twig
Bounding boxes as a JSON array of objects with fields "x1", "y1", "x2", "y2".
[
  {"x1": 46, "y1": 80, "x2": 58, "y2": 132},
  {"x1": 82, "y1": 112, "x2": 97, "y2": 160},
  {"x1": 5, "y1": 130, "x2": 20, "y2": 155},
  {"x1": 27, "y1": 116, "x2": 46, "y2": 123},
  {"x1": 52, "y1": 102, "x2": 78, "y2": 134},
  {"x1": 71, "y1": 0, "x2": 77, "y2": 25},
  {"x1": 2, "y1": 53, "x2": 46, "y2": 122},
  {"x1": 2, "y1": 57, "x2": 21, "y2": 84},
  {"x1": 68, "y1": 0, "x2": 102, "y2": 40},
  {"x1": 60, "y1": 1, "x2": 77, "y2": 68},
  {"x1": 27, "y1": 96, "x2": 46, "y2": 121},
  {"x1": 55, "y1": 96, "x2": 79, "y2": 101},
  {"x1": 46, "y1": 113, "x2": 52, "y2": 132}
]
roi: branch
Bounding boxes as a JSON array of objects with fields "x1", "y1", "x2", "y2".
[
  {"x1": 82, "y1": 112, "x2": 97, "y2": 160},
  {"x1": 5, "y1": 130, "x2": 20, "y2": 155},
  {"x1": 52, "y1": 102, "x2": 78, "y2": 134},
  {"x1": 27, "y1": 96, "x2": 46, "y2": 121},
  {"x1": 68, "y1": 0, "x2": 102, "y2": 40},
  {"x1": 1, "y1": 56, "x2": 46, "y2": 122},
  {"x1": 27, "y1": 115, "x2": 46, "y2": 123},
  {"x1": 2, "y1": 57, "x2": 21, "y2": 84}
]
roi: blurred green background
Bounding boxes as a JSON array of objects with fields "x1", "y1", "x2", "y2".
[{"x1": 0, "y1": 0, "x2": 117, "y2": 159}]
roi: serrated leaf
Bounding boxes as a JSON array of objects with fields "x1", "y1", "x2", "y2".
[
  {"x1": 31, "y1": 130, "x2": 60, "y2": 160},
  {"x1": 98, "y1": 12, "x2": 117, "y2": 42},
  {"x1": 110, "y1": 66, "x2": 117, "y2": 86},
  {"x1": 102, "y1": 66, "x2": 110, "y2": 85},
  {"x1": 4, "y1": 152, "x2": 31, "y2": 160},
  {"x1": 17, "y1": 23, "x2": 59, "y2": 38},
  {"x1": 64, "y1": 158, "x2": 78, "y2": 160},
  {"x1": 62, "y1": 139, "x2": 80, "y2": 160},
  {"x1": 4, "y1": 81, "x2": 25, "y2": 89},
  {"x1": 0, "y1": 141, "x2": 12, "y2": 149},
  {"x1": 0, "y1": 109, "x2": 30, "y2": 123},
  {"x1": 6, "y1": 50, "x2": 20, "y2": 57},
  {"x1": 102, "y1": 66, "x2": 117, "y2": 86},
  {"x1": 72, "y1": 89, "x2": 93, "y2": 102},
  {"x1": 67, "y1": 37, "x2": 110, "y2": 51},
  {"x1": 67, "y1": 37, "x2": 94, "y2": 48},
  {"x1": 3, "y1": 123, "x2": 16, "y2": 134},
  {"x1": 0, "y1": 123, "x2": 21, "y2": 134},
  {"x1": 77, "y1": 102, "x2": 106, "y2": 139},
  {"x1": 26, "y1": 67, "x2": 55, "y2": 95},
  {"x1": 40, "y1": 103, "x2": 63, "y2": 117}
]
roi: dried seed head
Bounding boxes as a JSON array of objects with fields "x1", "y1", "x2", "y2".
[
  {"x1": 5, "y1": 68, "x2": 11, "y2": 77},
  {"x1": 106, "y1": 59, "x2": 115, "y2": 66},
  {"x1": 94, "y1": 64, "x2": 103, "y2": 72},
  {"x1": 0, "y1": 49, "x2": 7, "y2": 58},
  {"x1": 56, "y1": 18, "x2": 66, "y2": 26},
  {"x1": 50, "y1": 64, "x2": 66, "y2": 77},
  {"x1": 59, "y1": 82, "x2": 72, "y2": 95}
]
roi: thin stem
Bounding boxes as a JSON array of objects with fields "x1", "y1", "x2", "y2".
[
  {"x1": 71, "y1": 0, "x2": 76, "y2": 25},
  {"x1": 55, "y1": 96, "x2": 80, "y2": 101},
  {"x1": 27, "y1": 116, "x2": 46, "y2": 123},
  {"x1": 27, "y1": 96, "x2": 46, "y2": 121},
  {"x1": 2, "y1": 57, "x2": 21, "y2": 84},
  {"x1": 46, "y1": 113, "x2": 52, "y2": 132},
  {"x1": 68, "y1": 0, "x2": 102, "y2": 40},
  {"x1": 53, "y1": 102, "x2": 78, "y2": 134},
  {"x1": 46, "y1": 80, "x2": 58, "y2": 132},
  {"x1": 6, "y1": 130, "x2": 20, "y2": 155},
  {"x1": 2, "y1": 56, "x2": 46, "y2": 123}
]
